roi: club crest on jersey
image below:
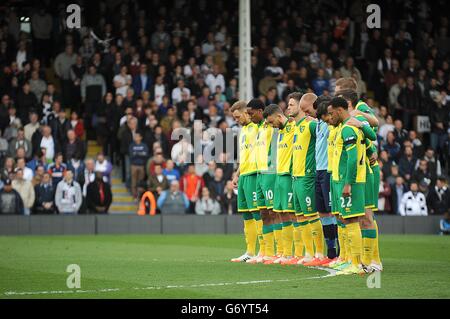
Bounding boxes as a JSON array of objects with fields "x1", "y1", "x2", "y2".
[{"x1": 300, "y1": 126, "x2": 305, "y2": 133}]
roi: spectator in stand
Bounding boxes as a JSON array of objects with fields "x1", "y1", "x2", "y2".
[
  {"x1": 397, "y1": 76, "x2": 422, "y2": 129},
  {"x1": 16, "y1": 82, "x2": 38, "y2": 124},
  {"x1": 49, "y1": 108, "x2": 70, "y2": 146},
  {"x1": 207, "y1": 167, "x2": 225, "y2": 202},
  {"x1": 148, "y1": 163, "x2": 169, "y2": 199},
  {"x1": 429, "y1": 91, "x2": 449, "y2": 158},
  {"x1": 16, "y1": 158, "x2": 33, "y2": 182},
  {"x1": 68, "y1": 111, "x2": 85, "y2": 140},
  {"x1": 94, "y1": 152, "x2": 113, "y2": 183},
  {"x1": 11, "y1": 168, "x2": 35, "y2": 215},
  {"x1": 53, "y1": 44, "x2": 77, "y2": 107},
  {"x1": 221, "y1": 179, "x2": 238, "y2": 215},
  {"x1": 55, "y1": 170, "x2": 82, "y2": 215},
  {"x1": 399, "y1": 181, "x2": 428, "y2": 216},
  {"x1": 113, "y1": 65, "x2": 132, "y2": 98},
  {"x1": 79, "y1": 158, "x2": 96, "y2": 201},
  {"x1": 163, "y1": 159, "x2": 180, "y2": 183},
  {"x1": 0, "y1": 133, "x2": 9, "y2": 160},
  {"x1": 427, "y1": 176, "x2": 450, "y2": 216},
  {"x1": 157, "y1": 180, "x2": 189, "y2": 215},
  {"x1": 195, "y1": 187, "x2": 222, "y2": 215},
  {"x1": 29, "y1": 70, "x2": 47, "y2": 103},
  {"x1": 391, "y1": 176, "x2": 408, "y2": 215},
  {"x1": 378, "y1": 171, "x2": 392, "y2": 214},
  {"x1": 171, "y1": 136, "x2": 194, "y2": 167},
  {"x1": 67, "y1": 153, "x2": 85, "y2": 183},
  {"x1": 392, "y1": 119, "x2": 408, "y2": 146},
  {"x1": 205, "y1": 65, "x2": 226, "y2": 93},
  {"x1": 1, "y1": 157, "x2": 15, "y2": 181},
  {"x1": 33, "y1": 172, "x2": 55, "y2": 214},
  {"x1": 202, "y1": 160, "x2": 217, "y2": 188},
  {"x1": 408, "y1": 130, "x2": 424, "y2": 158},
  {"x1": 0, "y1": 178, "x2": 24, "y2": 215},
  {"x1": 34, "y1": 125, "x2": 59, "y2": 163},
  {"x1": 24, "y1": 112, "x2": 40, "y2": 142},
  {"x1": 129, "y1": 132, "x2": 149, "y2": 198},
  {"x1": 382, "y1": 131, "x2": 401, "y2": 160},
  {"x1": 312, "y1": 68, "x2": 330, "y2": 95},
  {"x1": 119, "y1": 117, "x2": 138, "y2": 185},
  {"x1": 86, "y1": 172, "x2": 112, "y2": 214},
  {"x1": 398, "y1": 146, "x2": 416, "y2": 182},
  {"x1": 171, "y1": 79, "x2": 191, "y2": 104},
  {"x1": 3, "y1": 106, "x2": 22, "y2": 141},
  {"x1": 63, "y1": 129, "x2": 85, "y2": 162},
  {"x1": 180, "y1": 164, "x2": 203, "y2": 214},
  {"x1": 146, "y1": 151, "x2": 166, "y2": 176},
  {"x1": 132, "y1": 64, "x2": 152, "y2": 97},
  {"x1": 31, "y1": 165, "x2": 45, "y2": 187},
  {"x1": 47, "y1": 153, "x2": 67, "y2": 186},
  {"x1": 378, "y1": 114, "x2": 395, "y2": 142},
  {"x1": 412, "y1": 159, "x2": 437, "y2": 190},
  {"x1": 8, "y1": 128, "x2": 32, "y2": 160},
  {"x1": 417, "y1": 148, "x2": 442, "y2": 178}
]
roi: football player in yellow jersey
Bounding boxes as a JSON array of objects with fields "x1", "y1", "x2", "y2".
[
  {"x1": 262, "y1": 104, "x2": 296, "y2": 264},
  {"x1": 327, "y1": 96, "x2": 367, "y2": 275},
  {"x1": 229, "y1": 101, "x2": 260, "y2": 263},
  {"x1": 300, "y1": 94, "x2": 341, "y2": 266},
  {"x1": 285, "y1": 93, "x2": 327, "y2": 266},
  {"x1": 246, "y1": 99, "x2": 278, "y2": 263},
  {"x1": 335, "y1": 88, "x2": 382, "y2": 273},
  {"x1": 314, "y1": 98, "x2": 348, "y2": 267}
]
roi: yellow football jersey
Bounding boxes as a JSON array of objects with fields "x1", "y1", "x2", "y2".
[
  {"x1": 255, "y1": 121, "x2": 275, "y2": 173},
  {"x1": 292, "y1": 117, "x2": 317, "y2": 177},
  {"x1": 332, "y1": 122, "x2": 366, "y2": 183},
  {"x1": 239, "y1": 122, "x2": 258, "y2": 176},
  {"x1": 327, "y1": 125, "x2": 338, "y2": 173},
  {"x1": 276, "y1": 119, "x2": 296, "y2": 175}
]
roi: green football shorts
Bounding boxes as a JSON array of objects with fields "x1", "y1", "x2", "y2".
[
  {"x1": 365, "y1": 166, "x2": 375, "y2": 209},
  {"x1": 334, "y1": 182, "x2": 366, "y2": 219},
  {"x1": 371, "y1": 164, "x2": 380, "y2": 211},
  {"x1": 330, "y1": 178, "x2": 340, "y2": 216},
  {"x1": 237, "y1": 173, "x2": 258, "y2": 212},
  {"x1": 256, "y1": 173, "x2": 276, "y2": 210},
  {"x1": 293, "y1": 176, "x2": 317, "y2": 217},
  {"x1": 273, "y1": 174, "x2": 295, "y2": 213}
]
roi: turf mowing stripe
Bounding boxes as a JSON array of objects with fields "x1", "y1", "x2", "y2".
[{"x1": 3, "y1": 267, "x2": 337, "y2": 297}]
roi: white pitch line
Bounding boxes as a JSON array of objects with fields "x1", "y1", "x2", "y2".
[{"x1": 3, "y1": 267, "x2": 336, "y2": 297}]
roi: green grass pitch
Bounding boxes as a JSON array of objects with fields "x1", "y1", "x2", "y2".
[{"x1": 1, "y1": 234, "x2": 449, "y2": 299}]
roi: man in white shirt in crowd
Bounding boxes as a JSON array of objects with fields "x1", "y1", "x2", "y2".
[
  {"x1": 171, "y1": 79, "x2": 191, "y2": 104},
  {"x1": 399, "y1": 181, "x2": 428, "y2": 216},
  {"x1": 113, "y1": 65, "x2": 132, "y2": 97},
  {"x1": 205, "y1": 64, "x2": 225, "y2": 93}
]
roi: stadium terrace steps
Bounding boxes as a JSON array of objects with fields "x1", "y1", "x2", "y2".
[
  {"x1": 109, "y1": 170, "x2": 137, "y2": 214},
  {"x1": 85, "y1": 140, "x2": 137, "y2": 215},
  {"x1": 86, "y1": 140, "x2": 103, "y2": 158}
]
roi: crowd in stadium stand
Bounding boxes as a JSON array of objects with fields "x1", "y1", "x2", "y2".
[{"x1": 0, "y1": 0, "x2": 449, "y2": 218}]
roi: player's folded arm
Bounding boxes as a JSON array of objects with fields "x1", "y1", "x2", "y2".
[
  {"x1": 360, "y1": 123, "x2": 377, "y2": 141},
  {"x1": 343, "y1": 129, "x2": 358, "y2": 185}
]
